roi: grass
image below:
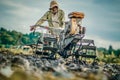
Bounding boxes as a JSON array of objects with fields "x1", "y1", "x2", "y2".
[
  {"x1": 0, "y1": 48, "x2": 33, "y2": 55},
  {"x1": 96, "y1": 50, "x2": 120, "y2": 64}
]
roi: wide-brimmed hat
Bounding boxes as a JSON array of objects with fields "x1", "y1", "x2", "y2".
[{"x1": 50, "y1": 0, "x2": 58, "y2": 8}]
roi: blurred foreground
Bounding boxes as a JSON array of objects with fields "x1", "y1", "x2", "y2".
[{"x1": 0, "y1": 48, "x2": 120, "y2": 80}]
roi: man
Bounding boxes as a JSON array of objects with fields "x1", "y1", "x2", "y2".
[{"x1": 30, "y1": 0, "x2": 65, "y2": 35}]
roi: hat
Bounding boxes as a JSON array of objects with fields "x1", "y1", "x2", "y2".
[
  {"x1": 50, "y1": 0, "x2": 58, "y2": 8},
  {"x1": 68, "y1": 12, "x2": 85, "y2": 19}
]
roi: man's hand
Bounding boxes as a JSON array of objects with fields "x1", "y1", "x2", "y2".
[
  {"x1": 61, "y1": 27, "x2": 64, "y2": 30},
  {"x1": 30, "y1": 25, "x2": 36, "y2": 31},
  {"x1": 58, "y1": 27, "x2": 64, "y2": 30}
]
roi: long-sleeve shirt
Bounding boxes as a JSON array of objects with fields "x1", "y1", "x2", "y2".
[{"x1": 35, "y1": 9, "x2": 65, "y2": 28}]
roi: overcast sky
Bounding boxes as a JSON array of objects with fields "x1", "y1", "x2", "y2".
[{"x1": 0, "y1": 0, "x2": 120, "y2": 49}]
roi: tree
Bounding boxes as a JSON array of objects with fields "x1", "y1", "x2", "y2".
[
  {"x1": 0, "y1": 27, "x2": 7, "y2": 32},
  {"x1": 114, "y1": 49, "x2": 120, "y2": 58},
  {"x1": 108, "y1": 45, "x2": 113, "y2": 55}
]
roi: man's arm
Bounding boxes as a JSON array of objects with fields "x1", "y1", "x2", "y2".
[
  {"x1": 35, "y1": 11, "x2": 49, "y2": 25},
  {"x1": 30, "y1": 11, "x2": 49, "y2": 31}
]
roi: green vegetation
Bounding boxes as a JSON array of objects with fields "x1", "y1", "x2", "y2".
[
  {"x1": 97, "y1": 46, "x2": 120, "y2": 64},
  {"x1": 0, "y1": 27, "x2": 40, "y2": 48}
]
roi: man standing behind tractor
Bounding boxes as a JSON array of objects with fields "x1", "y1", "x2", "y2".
[{"x1": 30, "y1": 0, "x2": 65, "y2": 35}]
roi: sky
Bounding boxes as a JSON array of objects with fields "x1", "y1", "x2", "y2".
[{"x1": 0, "y1": 0, "x2": 120, "y2": 49}]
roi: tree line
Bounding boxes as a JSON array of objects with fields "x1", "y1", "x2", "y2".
[
  {"x1": 0, "y1": 27, "x2": 40, "y2": 47},
  {"x1": 97, "y1": 45, "x2": 120, "y2": 58}
]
